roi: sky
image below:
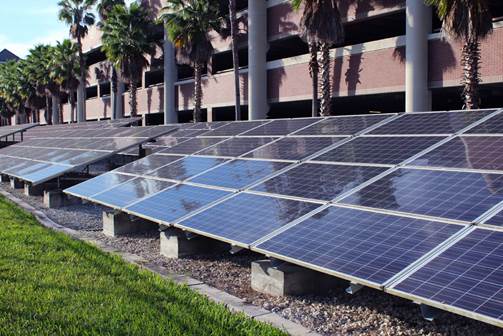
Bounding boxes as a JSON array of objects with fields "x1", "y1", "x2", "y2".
[{"x1": 0, "y1": 0, "x2": 135, "y2": 58}]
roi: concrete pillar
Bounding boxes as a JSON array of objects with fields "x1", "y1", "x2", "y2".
[
  {"x1": 116, "y1": 81, "x2": 125, "y2": 119},
  {"x1": 163, "y1": 30, "x2": 178, "y2": 124},
  {"x1": 77, "y1": 82, "x2": 86, "y2": 122},
  {"x1": 24, "y1": 183, "x2": 44, "y2": 196},
  {"x1": 248, "y1": 0, "x2": 268, "y2": 120},
  {"x1": 43, "y1": 190, "x2": 80, "y2": 208},
  {"x1": 206, "y1": 107, "x2": 214, "y2": 122},
  {"x1": 51, "y1": 95, "x2": 60, "y2": 125},
  {"x1": 251, "y1": 260, "x2": 343, "y2": 297},
  {"x1": 405, "y1": 0, "x2": 432, "y2": 112},
  {"x1": 102, "y1": 211, "x2": 158, "y2": 237},
  {"x1": 1, "y1": 175, "x2": 10, "y2": 183},
  {"x1": 160, "y1": 228, "x2": 228, "y2": 258},
  {"x1": 10, "y1": 178, "x2": 23, "y2": 189}
]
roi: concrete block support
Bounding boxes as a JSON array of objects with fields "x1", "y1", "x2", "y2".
[
  {"x1": 24, "y1": 183, "x2": 45, "y2": 197},
  {"x1": 10, "y1": 178, "x2": 23, "y2": 189},
  {"x1": 103, "y1": 211, "x2": 158, "y2": 237},
  {"x1": 1, "y1": 175, "x2": 10, "y2": 183},
  {"x1": 43, "y1": 190, "x2": 80, "y2": 208},
  {"x1": 160, "y1": 228, "x2": 228, "y2": 259},
  {"x1": 251, "y1": 260, "x2": 343, "y2": 297}
]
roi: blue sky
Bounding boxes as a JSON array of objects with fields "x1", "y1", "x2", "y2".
[{"x1": 0, "y1": 0, "x2": 134, "y2": 58}]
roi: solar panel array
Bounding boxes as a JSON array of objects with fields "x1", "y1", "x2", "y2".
[
  {"x1": 63, "y1": 109, "x2": 503, "y2": 327},
  {"x1": 0, "y1": 124, "x2": 177, "y2": 185},
  {"x1": 0, "y1": 123, "x2": 37, "y2": 141}
]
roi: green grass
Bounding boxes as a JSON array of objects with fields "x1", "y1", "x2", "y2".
[{"x1": 0, "y1": 196, "x2": 286, "y2": 336}]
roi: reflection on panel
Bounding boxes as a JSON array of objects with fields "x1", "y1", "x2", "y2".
[
  {"x1": 241, "y1": 118, "x2": 320, "y2": 136},
  {"x1": 202, "y1": 120, "x2": 269, "y2": 136},
  {"x1": 197, "y1": 137, "x2": 277, "y2": 157},
  {"x1": 65, "y1": 173, "x2": 134, "y2": 198},
  {"x1": 145, "y1": 157, "x2": 227, "y2": 181},
  {"x1": 160, "y1": 137, "x2": 227, "y2": 155},
  {"x1": 465, "y1": 113, "x2": 503, "y2": 134},
  {"x1": 295, "y1": 114, "x2": 392, "y2": 136},
  {"x1": 115, "y1": 155, "x2": 182, "y2": 175}
]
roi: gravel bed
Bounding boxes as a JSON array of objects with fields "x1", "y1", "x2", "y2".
[{"x1": 1, "y1": 182, "x2": 501, "y2": 336}]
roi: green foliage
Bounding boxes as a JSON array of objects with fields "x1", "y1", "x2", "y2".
[
  {"x1": 0, "y1": 196, "x2": 286, "y2": 336},
  {"x1": 51, "y1": 40, "x2": 81, "y2": 93},
  {"x1": 58, "y1": 0, "x2": 97, "y2": 41}
]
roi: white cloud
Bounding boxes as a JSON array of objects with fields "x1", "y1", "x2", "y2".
[{"x1": 0, "y1": 30, "x2": 68, "y2": 58}]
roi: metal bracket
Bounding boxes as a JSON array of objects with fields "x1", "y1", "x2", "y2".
[
  {"x1": 346, "y1": 283, "x2": 364, "y2": 294},
  {"x1": 229, "y1": 245, "x2": 243, "y2": 254},
  {"x1": 185, "y1": 232, "x2": 197, "y2": 240},
  {"x1": 419, "y1": 303, "x2": 440, "y2": 321}
]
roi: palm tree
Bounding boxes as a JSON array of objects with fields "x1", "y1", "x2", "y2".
[
  {"x1": 97, "y1": 0, "x2": 125, "y2": 119},
  {"x1": 162, "y1": 0, "x2": 223, "y2": 122},
  {"x1": 426, "y1": 0, "x2": 493, "y2": 109},
  {"x1": 291, "y1": 0, "x2": 344, "y2": 116},
  {"x1": 52, "y1": 39, "x2": 81, "y2": 123},
  {"x1": 101, "y1": 2, "x2": 156, "y2": 116},
  {"x1": 58, "y1": 0, "x2": 97, "y2": 122}
]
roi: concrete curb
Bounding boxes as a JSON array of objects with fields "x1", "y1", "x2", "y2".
[{"x1": 0, "y1": 190, "x2": 320, "y2": 336}]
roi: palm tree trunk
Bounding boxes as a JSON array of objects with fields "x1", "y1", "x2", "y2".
[
  {"x1": 45, "y1": 95, "x2": 52, "y2": 125},
  {"x1": 130, "y1": 80, "x2": 138, "y2": 117},
  {"x1": 77, "y1": 34, "x2": 86, "y2": 122},
  {"x1": 111, "y1": 66, "x2": 118, "y2": 119},
  {"x1": 193, "y1": 62, "x2": 203, "y2": 122},
  {"x1": 319, "y1": 42, "x2": 332, "y2": 116},
  {"x1": 229, "y1": 0, "x2": 241, "y2": 120},
  {"x1": 461, "y1": 38, "x2": 481, "y2": 110},
  {"x1": 308, "y1": 41, "x2": 319, "y2": 117},
  {"x1": 69, "y1": 90, "x2": 76, "y2": 123}
]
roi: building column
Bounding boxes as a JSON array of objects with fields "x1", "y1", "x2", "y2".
[
  {"x1": 164, "y1": 29, "x2": 178, "y2": 124},
  {"x1": 77, "y1": 82, "x2": 86, "y2": 122},
  {"x1": 51, "y1": 95, "x2": 60, "y2": 124},
  {"x1": 248, "y1": 0, "x2": 268, "y2": 120},
  {"x1": 116, "y1": 81, "x2": 125, "y2": 119},
  {"x1": 405, "y1": 0, "x2": 432, "y2": 112}
]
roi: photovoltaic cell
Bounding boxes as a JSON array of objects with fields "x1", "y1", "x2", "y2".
[
  {"x1": 145, "y1": 156, "x2": 227, "y2": 181},
  {"x1": 253, "y1": 163, "x2": 387, "y2": 201},
  {"x1": 409, "y1": 136, "x2": 503, "y2": 171},
  {"x1": 202, "y1": 120, "x2": 269, "y2": 136},
  {"x1": 178, "y1": 193, "x2": 321, "y2": 245},
  {"x1": 256, "y1": 206, "x2": 463, "y2": 285},
  {"x1": 484, "y1": 209, "x2": 503, "y2": 227},
  {"x1": 91, "y1": 177, "x2": 174, "y2": 208},
  {"x1": 65, "y1": 173, "x2": 134, "y2": 198},
  {"x1": 196, "y1": 137, "x2": 277, "y2": 157},
  {"x1": 125, "y1": 184, "x2": 230, "y2": 223},
  {"x1": 115, "y1": 154, "x2": 183, "y2": 175},
  {"x1": 312, "y1": 136, "x2": 444, "y2": 165},
  {"x1": 160, "y1": 137, "x2": 227, "y2": 155},
  {"x1": 340, "y1": 168, "x2": 503, "y2": 222},
  {"x1": 241, "y1": 118, "x2": 320, "y2": 136},
  {"x1": 369, "y1": 110, "x2": 495, "y2": 135},
  {"x1": 245, "y1": 137, "x2": 346, "y2": 161},
  {"x1": 189, "y1": 159, "x2": 291, "y2": 189},
  {"x1": 294, "y1": 114, "x2": 392, "y2": 136},
  {"x1": 393, "y1": 229, "x2": 503, "y2": 322},
  {"x1": 465, "y1": 113, "x2": 503, "y2": 134}
]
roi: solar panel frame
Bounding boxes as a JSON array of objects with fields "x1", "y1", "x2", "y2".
[{"x1": 0, "y1": 123, "x2": 37, "y2": 140}]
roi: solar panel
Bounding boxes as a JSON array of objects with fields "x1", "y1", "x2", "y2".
[
  {"x1": 177, "y1": 193, "x2": 321, "y2": 245},
  {"x1": 196, "y1": 137, "x2": 277, "y2": 157},
  {"x1": 0, "y1": 123, "x2": 37, "y2": 139},
  {"x1": 240, "y1": 118, "x2": 321, "y2": 136},
  {"x1": 369, "y1": 110, "x2": 495, "y2": 135},
  {"x1": 391, "y1": 228, "x2": 503, "y2": 325},
  {"x1": 465, "y1": 112, "x2": 503, "y2": 134},
  {"x1": 201, "y1": 120, "x2": 269, "y2": 136},
  {"x1": 115, "y1": 154, "x2": 183, "y2": 175},
  {"x1": 255, "y1": 206, "x2": 463, "y2": 286},
  {"x1": 65, "y1": 173, "x2": 134, "y2": 199},
  {"x1": 294, "y1": 114, "x2": 393, "y2": 136},
  {"x1": 312, "y1": 136, "x2": 444, "y2": 165},
  {"x1": 145, "y1": 156, "x2": 227, "y2": 181},
  {"x1": 409, "y1": 136, "x2": 503, "y2": 171},
  {"x1": 340, "y1": 168, "x2": 503, "y2": 222},
  {"x1": 483, "y1": 209, "x2": 503, "y2": 227},
  {"x1": 244, "y1": 137, "x2": 346, "y2": 161},
  {"x1": 163, "y1": 129, "x2": 209, "y2": 138},
  {"x1": 91, "y1": 177, "x2": 174, "y2": 208},
  {"x1": 252, "y1": 163, "x2": 387, "y2": 201},
  {"x1": 124, "y1": 184, "x2": 230, "y2": 223},
  {"x1": 185, "y1": 121, "x2": 230, "y2": 130},
  {"x1": 159, "y1": 137, "x2": 228, "y2": 155},
  {"x1": 189, "y1": 159, "x2": 291, "y2": 190}
]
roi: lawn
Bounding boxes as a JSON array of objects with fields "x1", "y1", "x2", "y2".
[{"x1": 0, "y1": 196, "x2": 286, "y2": 336}]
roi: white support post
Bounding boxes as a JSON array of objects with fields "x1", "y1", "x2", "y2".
[
  {"x1": 164, "y1": 28, "x2": 178, "y2": 124},
  {"x1": 51, "y1": 95, "x2": 60, "y2": 125}
]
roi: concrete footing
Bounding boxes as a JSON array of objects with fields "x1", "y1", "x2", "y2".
[
  {"x1": 103, "y1": 211, "x2": 158, "y2": 237},
  {"x1": 43, "y1": 190, "x2": 80, "y2": 208},
  {"x1": 160, "y1": 228, "x2": 228, "y2": 259},
  {"x1": 10, "y1": 178, "x2": 23, "y2": 189},
  {"x1": 1, "y1": 175, "x2": 10, "y2": 183},
  {"x1": 251, "y1": 260, "x2": 343, "y2": 297},
  {"x1": 24, "y1": 183, "x2": 45, "y2": 196}
]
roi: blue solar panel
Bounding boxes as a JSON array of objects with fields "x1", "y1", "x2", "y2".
[
  {"x1": 115, "y1": 154, "x2": 183, "y2": 175},
  {"x1": 252, "y1": 163, "x2": 387, "y2": 201},
  {"x1": 465, "y1": 112, "x2": 503, "y2": 134},
  {"x1": 13, "y1": 164, "x2": 71, "y2": 184},
  {"x1": 369, "y1": 110, "x2": 495, "y2": 135},
  {"x1": 202, "y1": 120, "x2": 269, "y2": 136},
  {"x1": 189, "y1": 159, "x2": 291, "y2": 190},
  {"x1": 245, "y1": 137, "x2": 346, "y2": 161},
  {"x1": 409, "y1": 136, "x2": 503, "y2": 171},
  {"x1": 256, "y1": 206, "x2": 463, "y2": 285},
  {"x1": 196, "y1": 137, "x2": 277, "y2": 157},
  {"x1": 294, "y1": 114, "x2": 392, "y2": 136},
  {"x1": 91, "y1": 177, "x2": 174, "y2": 208},
  {"x1": 484, "y1": 209, "x2": 503, "y2": 227},
  {"x1": 178, "y1": 193, "x2": 321, "y2": 245},
  {"x1": 65, "y1": 173, "x2": 134, "y2": 198},
  {"x1": 145, "y1": 156, "x2": 227, "y2": 181},
  {"x1": 340, "y1": 168, "x2": 503, "y2": 222},
  {"x1": 241, "y1": 118, "x2": 320, "y2": 136},
  {"x1": 125, "y1": 184, "x2": 230, "y2": 223},
  {"x1": 159, "y1": 137, "x2": 227, "y2": 155},
  {"x1": 312, "y1": 136, "x2": 444, "y2": 165},
  {"x1": 392, "y1": 228, "x2": 503, "y2": 323}
]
